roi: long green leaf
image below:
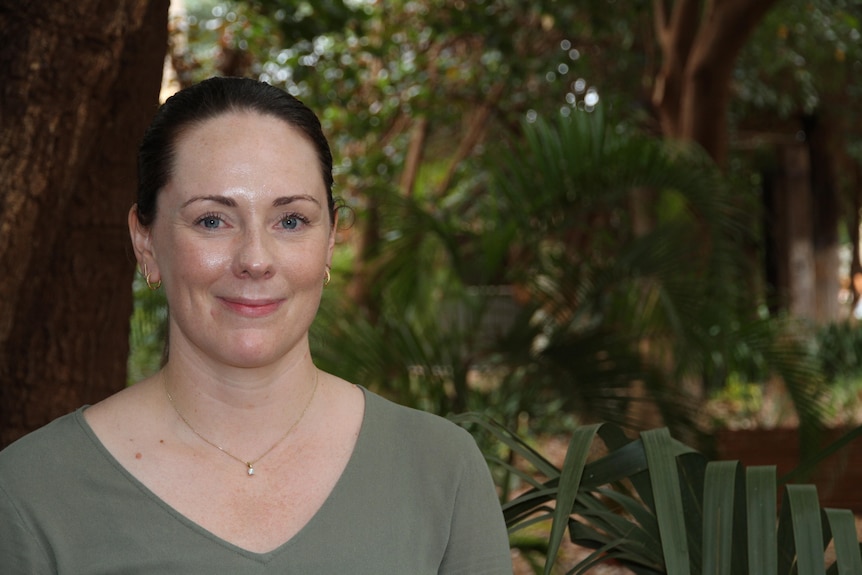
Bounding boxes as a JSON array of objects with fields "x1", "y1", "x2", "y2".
[
  {"x1": 786, "y1": 485, "x2": 826, "y2": 575},
  {"x1": 580, "y1": 438, "x2": 649, "y2": 487},
  {"x1": 776, "y1": 482, "x2": 797, "y2": 575},
  {"x1": 509, "y1": 512, "x2": 554, "y2": 534},
  {"x1": 746, "y1": 466, "x2": 778, "y2": 575},
  {"x1": 676, "y1": 452, "x2": 708, "y2": 570},
  {"x1": 702, "y1": 461, "x2": 738, "y2": 575},
  {"x1": 596, "y1": 425, "x2": 657, "y2": 512},
  {"x1": 642, "y1": 428, "x2": 691, "y2": 575},
  {"x1": 570, "y1": 538, "x2": 628, "y2": 575},
  {"x1": 484, "y1": 454, "x2": 548, "y2": 489},
  {"x1": 569, "y1": 516, "x2": 664, "y2": 572},
  {"x1": 594, "y1": 487, "x2": 661, "y2": 546},
  {"x1": 544, "y1": 424, "x2": 601, "y2": 574},
  {"x1": 503, "y1": 486, "x2": 558, "y2": 527},
  {"x1": 825, "y1": 508, "x2": 862, "y2": 575},
  {"x1": 452, "y1": 413, "x2": 560, "y2": 478},
  {"x1": 573, "y1": 501, "x2": 659, "y2": 563}
]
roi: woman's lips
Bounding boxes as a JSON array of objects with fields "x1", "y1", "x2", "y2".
[{"x1": 219, "y1": 297, "x2": 284, "y2": 317}]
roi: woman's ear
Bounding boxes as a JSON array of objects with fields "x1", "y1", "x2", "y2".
[{"x1": 128, "y1": 205, "x2": 158, "y2": 277}]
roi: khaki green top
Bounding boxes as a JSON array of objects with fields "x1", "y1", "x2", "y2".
[{"x1": 0, "y1": 388, "x2": 512, "y2": 574}]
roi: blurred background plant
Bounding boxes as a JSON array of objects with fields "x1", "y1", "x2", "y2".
[
  {"x1": 459, "y1": 413, "x2": 862, "y2": 574},
  {"x1": 128, "y1": 275, "x2": 168, "y2": 384},
  {"x1": 129, "y1": 0, "x2": 862, "y2": 455}
]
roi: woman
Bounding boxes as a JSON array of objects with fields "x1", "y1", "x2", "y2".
[{"x1": 0, "y1": 77, "x2": 512, "y2": 573}]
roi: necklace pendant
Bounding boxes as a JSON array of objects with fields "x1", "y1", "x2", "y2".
[{"x1": 247, "y1": 463, "x2": 255, "y2": 476}]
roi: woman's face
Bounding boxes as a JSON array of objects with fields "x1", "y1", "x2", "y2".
[{"x1": 131, "y1": 111, "x2": 335, "y2": 369}]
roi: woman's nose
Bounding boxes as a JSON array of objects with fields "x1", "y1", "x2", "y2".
[{"x1": 233, "y1": 229, "x2": 275, "y2": 279}]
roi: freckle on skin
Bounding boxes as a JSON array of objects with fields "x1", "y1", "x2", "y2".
[
  {"x1": 135, "y1": 453, "x2": 143, "y2": 460},
  {"x1": 160, "y1": 439, "x2": 165, "y2": 444}
]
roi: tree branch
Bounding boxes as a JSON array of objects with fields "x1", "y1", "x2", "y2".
[
  {"x1": 681, "y1": 0, "x2": 780, "y2": 163},
  {"x1": 399, "y1": 116, "x2": 428, "y2": 197},
  {"x1": 652, "y1": 0, "x2": 702, "y2": 137},
  {"x1": 434, "y1": 82, "x2": 504, "y2": 198}
]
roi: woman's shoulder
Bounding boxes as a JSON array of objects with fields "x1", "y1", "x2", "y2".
[
  {"x1": 0, "y1": 408, "x2": 89, "y2": 481},
  {"x1": 360, "y1": 387, "x2": 479, "y2": 456}
]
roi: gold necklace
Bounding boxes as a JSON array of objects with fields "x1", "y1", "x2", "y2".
[{"x1": 163, "y1": 368, "x2": 319, "y2": 477}]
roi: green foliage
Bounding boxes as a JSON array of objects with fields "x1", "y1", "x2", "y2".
[
  {"x1": 127, "y1": 99, "x2": 830, "y2": 449},
  {"x1": 706, "y1": 377, "x2": 765, "y2": 428},
  {"x1": 312, "y1": 110, "x2": 836, "y2": 456},
  {"x1": 482, "y1": 112, "x2": 828, "y2": 442},
  {"x1": 815, "y1": 321, "x2": 862, "y2": 384},
  {"x1": 737, "y1": 0, "x2": 862, "y2": 118},
  {"x1": 143, "y1": 0, "x2": 844, "y2": 439},
  {"x1": 127, "y1": 275, "x2": 168, "y2": 384},
  {"x1": 311, "y1": 189, "x2": 525, "y2": 415},
  {"x1": 458, "y1": 414, "x2": 862, "y2": 574}
]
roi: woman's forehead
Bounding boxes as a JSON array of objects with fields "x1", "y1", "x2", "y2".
[{"x1": 162, "y1": 112, "x2": 325, "y2": 202}]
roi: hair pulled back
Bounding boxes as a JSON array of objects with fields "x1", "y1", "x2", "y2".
[{"x1": 136, "y1": 77, "x2": 334, "y2": 226}]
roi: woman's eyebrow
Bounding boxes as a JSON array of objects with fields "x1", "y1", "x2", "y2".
[
  {"x1": 180, "y1": 195, "x2": 237, "y2": 208},
  {"x1": 178, "y1": 194, "x2": 321, "y2": 209},
  {"x1": 273, "y1": 194, "x2": 321, "y2": 208}
]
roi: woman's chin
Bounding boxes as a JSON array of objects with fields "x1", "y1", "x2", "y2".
[{"x1": 213, "y1": 336, "x2": 303, "y2": 370}]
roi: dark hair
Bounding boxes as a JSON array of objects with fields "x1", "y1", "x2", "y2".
[{"x1": 136, "y1": 77, "x2": 335, "y2": 226}]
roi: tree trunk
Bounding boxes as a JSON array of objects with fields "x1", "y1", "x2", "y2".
[
  {"x1": 771, "y1": 145, "x2": 817, "y2": 320},
  {"x1": 0, "y1": 0, "x2": 169, "y2": 447},
  {"x1": 805, "y1": 114, "x2": 841, "y2": 324},
  {"x1": 851, "y1": 163, "x2": 862, "y2": 313},
  {"x1": 652, "y1": 0, "x2": 779, "y2": 166}
]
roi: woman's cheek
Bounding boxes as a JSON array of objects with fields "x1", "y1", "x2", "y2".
[
  {"x1": 195, "y1": 246, "x2": 232, "y2": 273},
  {"x1": 172, "y1": 238, "x2": 232, "y2": 278}
]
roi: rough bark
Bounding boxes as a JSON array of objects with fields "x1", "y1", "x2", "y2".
[{"x1": 0, "y1": 0, "x2": 169, "y2": 447}]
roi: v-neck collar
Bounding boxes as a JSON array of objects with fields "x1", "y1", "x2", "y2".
[{"x1": 76, "y1": 387, "x2": 372, "y2": 563}]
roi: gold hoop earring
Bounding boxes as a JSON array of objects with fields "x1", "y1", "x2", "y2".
[
  {"x1": 143, "y1": 263, "x2": 162, "y2": 290},
  {"x1": 324, "y1": 268, "x2": 331, "y2": 287}
]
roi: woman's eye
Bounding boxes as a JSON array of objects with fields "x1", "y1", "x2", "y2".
[
  {"x1": 196, "y1": 215, "x2": 222, "y2": 229},
  {"x1": 280, "y1": 214, "x2": 306, "y2": 230}
]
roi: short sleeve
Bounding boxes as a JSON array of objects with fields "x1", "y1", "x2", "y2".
[
  {"x1": 438, "y1": 433, "x2": 513, "y2": 575},
  {"x1": 0, "y1": 483, "x2": 54, "y2": 575}
]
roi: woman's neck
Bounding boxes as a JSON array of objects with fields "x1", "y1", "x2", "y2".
[{"x1": 158, "y1": 349, "x2": 321, "y2": 458}]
